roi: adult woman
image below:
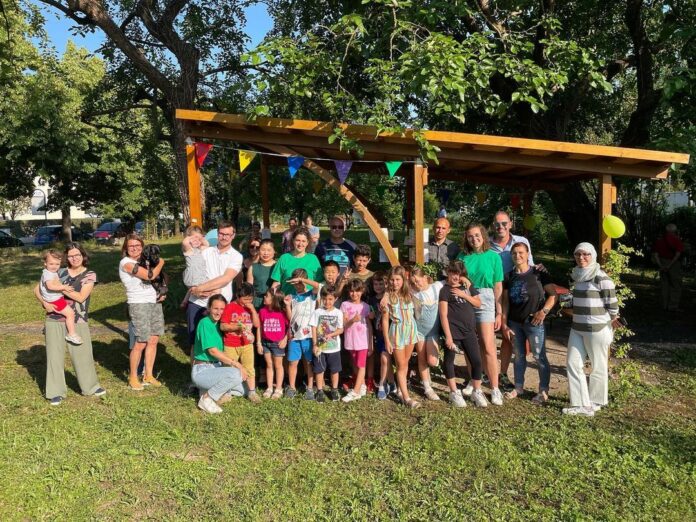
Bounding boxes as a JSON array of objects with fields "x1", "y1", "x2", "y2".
[
  {"x1": 192, "y1": 294, "x2": 247, "y2": 413},
  {"x1": 563, "y1": 243, "x2": 620, "y2": 416},
  {"x1": 410, "y1": 267, "x2": 443, "y2": 401},
  {"x1": 34, "y1": 242, "x2": 105, "y2": 405},
  {"x1": 118, "y1": 233, "x2": 165, "y2": 391},
  {"x1": 457, "y1": 223, "x2": 504, "y2": 405},
  {"x1": 236, "y1": 234, "x2": 261, "y2": 293},
  {"x1": 271, "y1": 227, "x2": 323, "y2": 294},
  {"x1": 501, "y1": 243, "x2": 556, "y2": 404}
]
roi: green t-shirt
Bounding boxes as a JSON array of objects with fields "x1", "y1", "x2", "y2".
[
  {"x1": 193, "y1": 316, "x2": 223, "y2": 363},
  {"x1": 458, "y1": 250, "x2": 504, "y2": 289},
  {"x1": 271, "y1": 252, "x2": 323, "y2": 295}
]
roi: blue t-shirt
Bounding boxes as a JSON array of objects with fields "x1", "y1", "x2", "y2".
[{"x1": 315, "y1": 239, "x2": 356, "y2": 273}]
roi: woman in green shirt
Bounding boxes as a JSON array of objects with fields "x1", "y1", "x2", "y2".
[
  {"x1": 191, "y1": 294, "x2": 247, "y2": 414},
  {"x1": 271, "y1": 227, "x2": 323, "y2": 294},
  {"x1": 457, "y1": 223, "x2": 504, "y2": 406}
]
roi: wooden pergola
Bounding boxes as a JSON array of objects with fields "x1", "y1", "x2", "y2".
[{"x1": 176, "y1": 109, "x2": 690, "y2": 265}]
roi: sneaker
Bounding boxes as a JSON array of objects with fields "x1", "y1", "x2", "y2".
[
  {"x1": 376, "y1": 386, "x2": 387, "y2": 400},
  {"x1": 198, "y1": 395, "x2": 222, "y2": 414},
  {"x1": 342, "y1": 390, "x2": 362, "y2": 403},
  {"x1": 330, "y1": 389, "x2": 341, "y2": 402},
  {"x1": 271, "y1": 389, "x2": 283, "y2": 400},
  {"x1": 128, "y1": 378, "x2": 144, "y2": 391},
  {"x1": 285, "y1": 387, "x2": 297, "y2": 399},
  {"x1": 247, "y1": 390, "x2": 261, "y2": 403},
  {"x1": 424, "y1": 388, "x2": 440, "y2": 401},
  {"x1": 65, "y1": 334, "x2": 83, "y2": 345},
  {"x1": 490, "y1": 388, "x2": 504, "y2": 406},
  {"x1": 562, "y1": 406, "x2": 595, "y2": 417},
  {"x1": 93, "y1": 387, "x2": 106, "y2": 397},
  {"x1": 262, "y1": 387, "x2": 274, "y2": 399},
  {"x1": 499, "y1": 373, "x2": 514, "y2": 392},
  {"x1": 359, "y1": 384, "x2": 367, "y2": 398},
  {"x1": 404, "y1": 398, "x2": 421, "y2": 409},
  {"x1": 49, "y1": 396, "x2": 63, "y2": 406},
  {"x1": 142, "y1": 375, "x2": 162, "y2": 387},
  {"x1": 590, "y1": 402, "x2": 603, "y2": 412},
  {"x1": 304, "y1": 388, "x2": 315, "y2": 401},
  {"x1": 471, "y1": 389, "x2": 489, "y2": 408},
  {"x1": 316, "y1": 390, "x2": 327, "y2": 403},
  {"x1": 449, "y1": 390, "x2": 466, "y2": 408},
  {"x1": 461, "y1": 382, "x2": 474, "y2": 398}
]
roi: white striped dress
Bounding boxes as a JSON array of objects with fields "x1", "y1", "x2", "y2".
[{"x1": 571, "y1": 271, "x2": 619, "y2": 332}]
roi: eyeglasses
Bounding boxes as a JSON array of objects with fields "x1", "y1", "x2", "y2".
[
  {"x1": 218, "y1": 232, "x2": 234, "y2": 238},
  {"x1": 574, "y1": 252, "x2": 592, "y2": 258},
  {"x1": 494, "y1": 222, "x2": 509, "y2": 228},
  {"x1": 67, "y1": 254, "x2": 83, "y2": 259},
  {"x1": 127, "y1": 244, "x2": 142, "y2": 249},
  {"x1": 330, "y1": 226, "x2": 344, "y2": 230}
]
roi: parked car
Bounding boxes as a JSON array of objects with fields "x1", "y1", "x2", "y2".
[
  {"x1": 134, "y1": 221, "x2": 145, "y2": 235},
  {"x1": 34, "y1": 225, "x2": 87, "y2": 246},
  {"x1": 93, "y1": 221, "x2": 126, "y2": 244},
  {"x1": 0, "y1": 230, "x2": 24, "y2": 248}
]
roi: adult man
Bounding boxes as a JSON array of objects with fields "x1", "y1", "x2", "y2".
[
  {"x1": 427, "y1": 218, "x2": 460, "y2": 272},
  {"x1": 652, "y1": 223, "x2": 684, "y2": 311},
  {"x1": 280, "y1": 217, "x2": 298, "y2": 254},
  {"x1": 186, "y1": 221, "x2": 244, "y2": 346},
  {"x1": 314, "y1": 216, "x2": 356, "y2": 274},
  {"x1": 490, "y1": 210, "x2": 534, "y2": 390}
]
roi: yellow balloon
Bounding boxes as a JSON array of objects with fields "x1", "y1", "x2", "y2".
[
  {"x1": 602, "y1": 215, "x2": 625, "y2": 239},
  {"x1": 523, "y1": 215, "x2": 538, "y2": 230}
]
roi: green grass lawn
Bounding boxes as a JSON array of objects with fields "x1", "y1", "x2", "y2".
[{"x1": 0, "y1": 236, "x2": 694, "y2": 520}]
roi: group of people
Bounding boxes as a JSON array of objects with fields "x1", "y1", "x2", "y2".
[{"x1": 36, "y1": 212, "x2": 621, "y2": 418}]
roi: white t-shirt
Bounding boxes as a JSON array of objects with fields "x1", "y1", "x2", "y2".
[
  {"x1": 40, "y1": 269, "x2": 64, "y2": 303},
  {"x1": 189, "y1": 246, "x2": 244, "y2": 307},
  {"x1": 309, "y1": 307, "x2": 343, "y2": 354},
  {"x1": 119, "y1": 257, "x2": 156, "y2": 304},
  {"x1": 289, "y1": 290, "x2": 318, "y2": 341}
]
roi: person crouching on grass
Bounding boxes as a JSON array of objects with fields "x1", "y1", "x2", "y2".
[
  {"x1": 257, "y1": 287, "x2": 289, "y2": 399},
  {"x1": 340, "y1": 279, "x2": 373, "y2": 402},
  {"x1": 219, "y1": 283, "x2": 261, "y2": 403},
  {"x1": 310, "y1": 285, "x2": 344, "y2": 402}
]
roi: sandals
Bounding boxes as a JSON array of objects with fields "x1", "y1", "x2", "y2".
[
  {"x1": 403, "y1": 398, "x2": 421, "y2": 409},
  {"x1": 531, "y1": 391, "x2": 549, "y2": 405},
  {"x1": 271, "y1": 389, "x2": 283, "y2": 400},
  {"x1": 504, "y1": 389, "x2": 521, "y2": 400}
]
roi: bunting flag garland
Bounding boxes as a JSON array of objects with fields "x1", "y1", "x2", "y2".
[
  {"x1": 385, "y1": 161, "x2": 403, "y2": 178},
  {"x1": 239, "y1": 150, "x2": 257, "y2": 173},
  {"x1": 334, "y1": 160, "x2": 353, "y2": 185},
  {"x1": 313, "y1": 179, "x2": 323, "y2": 194},
  {"x1": 287, "y1": 156, "x2": 305, "y2": 178},
  {"x1": 195, "y1": 142, "x2": 213, "y2": 168}
]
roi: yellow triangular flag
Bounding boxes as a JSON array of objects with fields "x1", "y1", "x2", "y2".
[{"x1": 239, "y1": 150, "x2": 257, "y2": 173}]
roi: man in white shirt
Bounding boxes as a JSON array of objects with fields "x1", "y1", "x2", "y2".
[{"x1": 185, "y1": 221, "x2": 243, "y2": 346}]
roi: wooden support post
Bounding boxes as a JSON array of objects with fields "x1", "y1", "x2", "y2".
[
  {"x1": 413, "y1": 162, "x2": 427, "y2": 264},
  {"x1": 260, "y1": 158, "x2": 270, "y2": 229},
  {"x1": 598, "y1": 174, "x2": 613, "y2": 257},
  {"x1": 186, "y1": 143, "x2": 202, "y2": 226},
  {"x1": 405, "y1": 170, "x2": 414, "y2": 231}
]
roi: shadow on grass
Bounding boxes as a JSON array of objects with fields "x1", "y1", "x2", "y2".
[{"x1": 16, "y1": 344, "x2": 82, "y2": 396}]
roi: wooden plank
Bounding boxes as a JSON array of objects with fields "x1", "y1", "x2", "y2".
[
  {"x1": 186, "y1": 143, "x2": 202, "y2": 226},
  {"x1": 260, "y1": 157, "x2": 270, "y2": 229},
  {"x1": 405, "y1": 170, "x2": 414, "y2": 230},
  {"x1": 598, "y1": 174, "x2": 613, "y2": 257},
  {"x1": 414, "y1": 163, "x2": 426, "y2": 264}
]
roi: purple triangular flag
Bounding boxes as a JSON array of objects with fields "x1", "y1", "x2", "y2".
[
  {"x1": 287, "y1": 156, "x2": 304, "y2": 178},
  {"x1": 334, "y1": 160, "x2": 353, "y2": 185}
]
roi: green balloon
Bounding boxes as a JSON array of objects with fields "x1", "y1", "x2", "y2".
[
  {"x1": 602, "y1": 215, "x2": 626, "y2": 239},
  {"x1": 523, "y1": 215, "x2": 538, "y2": 230}
]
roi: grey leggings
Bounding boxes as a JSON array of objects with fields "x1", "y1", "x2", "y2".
[{"x1": 442, "y1": 335, "x2": 482, "y2": 381}]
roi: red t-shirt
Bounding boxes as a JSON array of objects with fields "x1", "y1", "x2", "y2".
[
  {"x1": 220, "y1": 302, "x2": 253, "y2": 347},
  {"x1": 259, "y1": 307, "x2": 289, "y2": 343},
  {"x1": 653, "y1": 232, "x2": 684, "y2": 260}
]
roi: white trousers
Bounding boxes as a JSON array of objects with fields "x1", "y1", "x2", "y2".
[{"x1": 567, "y1": 326, "x2": 613, "y2": 407}]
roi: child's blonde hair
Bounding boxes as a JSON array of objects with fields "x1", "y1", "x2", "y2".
[
  {"x1": 185, "y1": 225, "x2": 204, "y2": 236},
  {"x1": 43, "y1": 249, "x2": 62, "y2": 262}
]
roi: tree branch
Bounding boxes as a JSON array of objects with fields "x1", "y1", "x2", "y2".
[
  {"x1": 474, "y1": 0, "x2": 507, "y2": 39},
  {"x1": 83, "y1": 103, "x2": 155, "y2": 119}
]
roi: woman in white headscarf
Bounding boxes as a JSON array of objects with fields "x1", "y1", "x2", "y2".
[{"x1": 563, "y1": 243, "x2": 621, "y2": 417}]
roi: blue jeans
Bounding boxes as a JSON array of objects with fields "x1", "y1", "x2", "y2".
[
  {"x1": 191, "y1": 362, "x2": 245, "y2": 402},
  {"x1": 509, "y1": 319, "x2": 550, "y2": 391}
]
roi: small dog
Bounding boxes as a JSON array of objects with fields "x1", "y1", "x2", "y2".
[{"x1": 139, "y1": 244, "x2": 169, "y2": 299}]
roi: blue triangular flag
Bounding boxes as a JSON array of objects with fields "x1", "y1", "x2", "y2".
[
  {"x1": 334, "y1": 160, "x2": 353, "y2": 185},
  {"x1": 287, "y1": 156, "x2": 305, "y2": 178}
]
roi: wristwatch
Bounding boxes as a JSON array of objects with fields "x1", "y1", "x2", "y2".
[{"x1": 542, "y1": 307, "x2": 551, "y2": 315}]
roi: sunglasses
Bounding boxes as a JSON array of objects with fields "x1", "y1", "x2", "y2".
[{"x1": 494, "y1": 222, "x2": 509, "y2": 228}]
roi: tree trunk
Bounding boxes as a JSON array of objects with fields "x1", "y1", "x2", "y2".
[
  {"x1": 61, "y1": 203, "x2": 72, "y2": 242},
  {"x1": 173, "y1": 216, "x2": 181, "y2": 236},
  {"x1": 547, "y1": 183, "x2": 598, "y2": 248}
]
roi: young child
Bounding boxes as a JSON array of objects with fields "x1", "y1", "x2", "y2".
[
  {"x1": 340, "y1": 279, "x2": 373, "y2": 402},
  {"x1": 369, "y1": 271, "x2": 394, "y2": 399},
  {"x1": 345, "y1": 244, "x2": 374, "y2": 284},
  {"x1": 40, "y1": 250, "x2": 82, "y2": 344},
  {"x1": 320, "y1": 261, "x2": 345, "y2": 304},
  {"x1": 219, "y1": 282, "x2": 261, "y2": 403},
  {"x1": 439, "y1": 260, "x2": 487, "y2": 408},
  {"x1": 257, "y1": 288, "x2": 289, "y2": 399},
  {"x1": 247, "y1": 238, "x2": 277, "y2": 310},
  {"x1": 182, "y1": 225, "x2": 210, "y2": 288},
  {"x1": 381, "y1": 265, "x2": 419, "y2": 408},
  {"x1": 283, "y1": 268, "x2": 320, "y2": 399},
  {"x1": 310, "y1": 285, "x2": 344, "y2": 402}
]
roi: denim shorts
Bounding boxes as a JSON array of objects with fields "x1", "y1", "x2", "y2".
[
  {"x1": 288, "y1": 338, "x2": 313, "y2": 362},
  {"x1": 474, "y1": 287, "x2": 496, "y2": 324},
  {"x1": 263, "y1": 340, "x2": 285, "y2": 357}
]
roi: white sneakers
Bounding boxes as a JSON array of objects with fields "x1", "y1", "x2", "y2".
[
  {"x1": 342, "y1": 390, "x2": 362, "y2": 403},
  {"x1": 424, "y1": 388, "x2": 440, "y2": 401},
  {"x1": 198, "y1": 395, "x2": 222, "y2": 414},
  {"x1": 461, "y1": 383, "x2": 474, "y2": 397},
  {"x1": 490, "y1": 388, "x2": 504, "y2": 406},
  {"x1": 562, "y1": 406, "x2": 595, "y2": 417},
  {"x1": 471, "y1": 389, "x2": 489, "y2": 408},
  {"x1": 449, "y1": 390, "x2": 467, "y2": 408},
  {"x1": 65, "y1": 334, "x2": 83, "y2": 345}
]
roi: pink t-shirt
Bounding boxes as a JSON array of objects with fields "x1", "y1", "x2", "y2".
[
  {"x1": 340, "y1": 301, "x2": 370, "y2": 351},
  {"x1": 259, "y1": 307, "x2": 289, "y2": 343}
]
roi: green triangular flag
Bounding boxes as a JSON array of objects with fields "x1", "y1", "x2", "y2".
[{"x1": 385, "y1": 161, "x2": 403, "y2": 178}]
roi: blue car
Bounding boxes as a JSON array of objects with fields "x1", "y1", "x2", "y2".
[{"x1": 34, "y1": 225, "x2": 87, "y2": 246}]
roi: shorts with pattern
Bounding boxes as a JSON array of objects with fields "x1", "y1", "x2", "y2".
[{"x1": 129, "y1": 302, "x2": 164, "y2": 342}]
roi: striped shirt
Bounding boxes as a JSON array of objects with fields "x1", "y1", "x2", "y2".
[{"x1": 571, "y1": 271, "x2": 618, "y2": 332}]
